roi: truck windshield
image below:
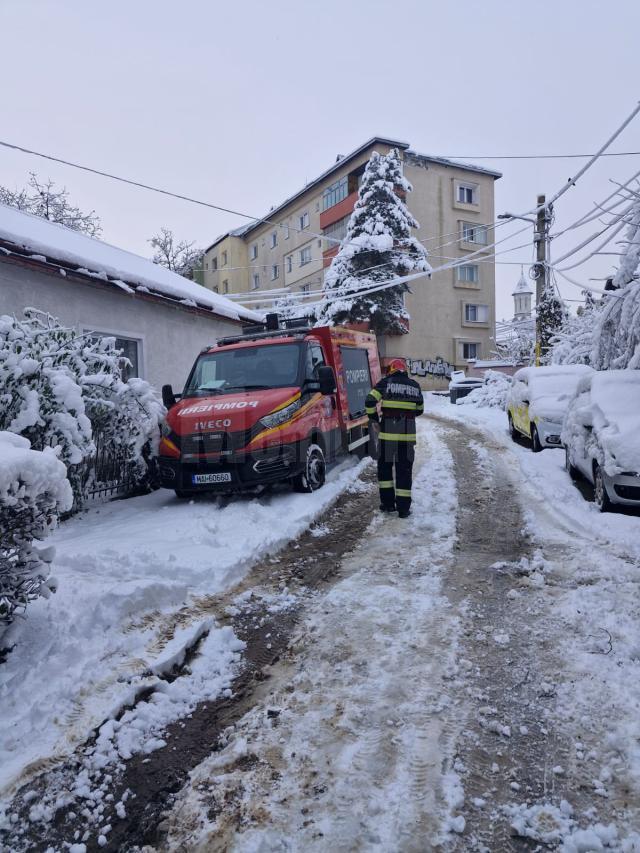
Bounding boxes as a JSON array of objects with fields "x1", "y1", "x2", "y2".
[{"x1": 184, "y1": 343, "x2": 302, "y2": 396}]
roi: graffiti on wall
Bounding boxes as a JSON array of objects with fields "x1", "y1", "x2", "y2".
[{"x1": 409, "y1": 357, "x2": 454, "y2": 379}]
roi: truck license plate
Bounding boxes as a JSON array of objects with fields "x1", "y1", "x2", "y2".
[{"x1": 192, "y1": 472, "x2": 232, "y2": 484}]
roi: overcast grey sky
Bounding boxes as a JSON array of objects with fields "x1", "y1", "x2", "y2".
[{"x1": 1, "y1": 0, "x2": 638, "y2": 320}]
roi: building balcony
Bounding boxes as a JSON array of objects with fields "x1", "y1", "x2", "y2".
[
  {"x1": 322, "y1": 245, "x2": 339, "y2": 269},
  {"x1": 320, "y1": 190, "x2": 358, "y2": 230}
]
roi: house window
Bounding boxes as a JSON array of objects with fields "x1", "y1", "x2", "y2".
[
  {"x1": 223, "y1": 279, "x2": 229, "y2": 294},
  {"x1": 322, "y1": 176, "x2": 349, "y2": 211},
  {"x1": 212, "y1": 286, "x2": 219, "y2": 293},
  {"x1": 271, "y1": 264, "x2": 279, "y2": 281},
  {"x1": 286, "y1": 255, "x2": 293, "y2": 274},
  {"x1": 300, "y1": 246, "x2": 312, "y2": 266},
  {"x1": 252, "y1": 274, "x2": 260, "y2": 290},
  {"x1": 464, "y1": 304, "x2": 489, "y2": 323},
  {"x1": 221, "y1": 250, "x2": 228, "y2": 266},
  {"x1": 457, "y1": 183, "x2": 478, "y2": 205},
  {"x1": 270, "y1": 232, "x2": 277, "y2": 249},
  {"x1": 301, "y1": 283, "x2": 310, "y2": 294},
  {"x1": 89, "y1": 333, "x2": 141, "y2": 380},
  {"x1": 457, "y1": 264, "x2": 479, "y2": 283},
  {"x1": 211, "y1": 256, "x2": 218, "y2": 271},
  {"x1": 284, "y1": 224, "x2": 290, "y2": 239},
  {"x1": 299, "y1": 212, "x2": 309, "y2": 230},
  {"x1": 462, "y1": 342, "x2": 479, "y2": 360},
  {"x1": 461, "y1": 222, "x2": 488, "y2": 245},
  {"x1": 250, "y1": 244, "x2": 258, "y2": 260}
]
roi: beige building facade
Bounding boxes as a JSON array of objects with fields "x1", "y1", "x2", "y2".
[{"x1": 202, "y1": 138, "x2": 501, "y2": 389}]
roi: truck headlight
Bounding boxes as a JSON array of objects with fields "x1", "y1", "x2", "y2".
[{"x1": 259, "y1": 399, "x2": 302, "y2": 430}]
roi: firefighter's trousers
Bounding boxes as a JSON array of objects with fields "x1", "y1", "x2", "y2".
[{"x1": 377, "y1": 439, "x2": 415, "y2": 513}]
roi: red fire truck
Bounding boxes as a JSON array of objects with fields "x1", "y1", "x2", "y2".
[{"x1": 157, "y1": 317, "x2": 382, "y2": 496}]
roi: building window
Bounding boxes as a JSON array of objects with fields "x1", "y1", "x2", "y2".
[
  {"x1": 322, "y1": 176, "x2": 349, "y2": 211},
  {"x1": 464, "y1": 304, "x2": 489, "y2": 323},
  {"x1": 457, "y1": 264, "x2": 479, "y2": 283},
  {"x1": 457, "y1": 183, "x2": 478, "y2": 205},
  {"x1": 284, "y1": 224, "x2": 290, "y2": 239},
  {"x1": 250, "y1": 244, "x2": 258, "y2": 260},
  {"x1": 299, "y1": 212, "x2": 309, "y2": 230},
  {"x1": 252, "y1": 274, "x2": 260, "y2": 290},
  {"x1": 323, "y1": 215, "x2": 349, "y2": 244},
  {"x1": 221, "y1": 250, "x2": 228, "y2": 266},
  {"x1": 286, "y1": 255, "x2": 293, "y2": 274},
  {"x1": 461, "y1": 222, "x2": 488, "y2": 245},
  {"x1": 270, "y1": 232, "x2": 277, "y2": 249},
  {"x1": 223, "y1": 279, "x2": 229, "y2": 294},
  {"x1": 271, "y1": 264, "x2": 279, "y2": 281},
  {"x1": 212, "y1": 286, "x2": 219, "y2": 293},
  {"x1": 299, "y1": 246, "x2": 312, "y2": 266},
  {"x1": 301, "y1": 283, "x2": 310, "y2": 294},
  {"x1": 211, "y1": 256, "x2": 218, "y2": 271},
  {"x1": 462, "y1": 342, "x2": 479, "y2": 360}
]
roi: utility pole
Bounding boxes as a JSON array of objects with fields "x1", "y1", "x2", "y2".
[{"x1": 532, "y1": 194, "x2": 553, "y2": 365}]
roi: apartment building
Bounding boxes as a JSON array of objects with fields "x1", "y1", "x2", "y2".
[{"x1": 202, "y1": 137, "x2": 501, "y2": 389}]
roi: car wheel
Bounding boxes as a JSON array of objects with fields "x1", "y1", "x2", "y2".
[
  {"x1": 292, "y1": 443, "x2": 326, "y2": 493},
  {"x1": 531, "y1": 424, "x2": 543, "y2": 453},
  {"x1": 508, "y1": 414, "x2": 518, "y2": 441},
  {"x1": 564, "y1": 446, "x2": 579, "y2": 478},
  {"x1": 593, "y1": 463, "x2": 612, "y2": 512}
]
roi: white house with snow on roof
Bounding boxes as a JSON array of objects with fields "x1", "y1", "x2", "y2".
[{"x1": 0, "y1": 204, "x2": 259, "y2": 390}]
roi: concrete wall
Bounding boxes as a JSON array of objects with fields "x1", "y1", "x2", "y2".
[{"x1": 0, "y1": 259, "x2": 242, "y2": 391}]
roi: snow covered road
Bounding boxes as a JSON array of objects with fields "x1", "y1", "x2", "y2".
[{"x1": 3, "y1": 404, "x2": 640, "y2": 851}]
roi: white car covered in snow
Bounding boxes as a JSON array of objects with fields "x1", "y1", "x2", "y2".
[
  {"x1": 562, "y1": 370, "x2": 640, "y2": 511},
  {"x1": 507, "y1": 364, "x2": 594, "y2": 452}
]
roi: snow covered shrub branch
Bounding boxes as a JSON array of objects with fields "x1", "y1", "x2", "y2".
[
  {"x1": 592, "y1": 197, "x2": 640, "y2": 370},
  {"x1": 0, "y1": 432, "x2": 72, "y2": 628},
  {"x1": 0, "y1": 310, "x2": 164, "y2": 509}
]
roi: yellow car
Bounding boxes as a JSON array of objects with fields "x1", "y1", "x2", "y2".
[{"x1": 506, "y1": 365, "x2": 593, "y2": 452}]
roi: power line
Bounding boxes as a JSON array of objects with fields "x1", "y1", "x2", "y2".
[{"x1": 440, "y1": 151, "x2": 640, "y2": 161}]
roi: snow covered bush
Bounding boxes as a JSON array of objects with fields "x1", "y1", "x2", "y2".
[
  {"x1": 457, "y1": 370, "x2": 511, "y2": 409},
  {"x1": 316, "y1": 148, "x2": 431, "y2": 335},
  {"x1": 551, "y1": 292, "x2": 601, "y2": 366},
  {"x1": 0, "y1": 309, "x2": 164, "y2": 509},
  {"x1": 0, "y1": 432, "x2": 72, "y2": 628}
]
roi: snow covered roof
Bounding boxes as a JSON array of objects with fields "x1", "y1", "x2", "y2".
[
  {"x1": 513, "y1": 268, "x2": 534, "y2": 295},
  {"x1": 0, "y1": 203, "x2": 259, "y2": 323},
  {"x1": 206, "y1": 136, "x2": 501, "y2": 251}
]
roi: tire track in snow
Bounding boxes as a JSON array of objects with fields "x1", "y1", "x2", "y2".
[{"x1": 160, "y1": 422, "x2": 463, "y2": 852}]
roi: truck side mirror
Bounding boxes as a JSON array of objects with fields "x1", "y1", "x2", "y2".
[
  {"x1": 162, "y1": 384, "x2": 177, "y2": 408},
  {"x1": 317, "y1": 365, "x2": 337, "y2": 396}
]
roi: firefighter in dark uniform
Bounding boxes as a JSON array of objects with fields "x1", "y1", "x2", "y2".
[{"x1": 365, "y1": 358, "x2": 424, "y2": 518}]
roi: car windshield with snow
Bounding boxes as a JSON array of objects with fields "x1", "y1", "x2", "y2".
[
  {"x1": 562, "y1": 369, "x2": 640, "y2": 511},
  {"x1": 507, "y1": 365, "x2": 594, "y2": 452}
]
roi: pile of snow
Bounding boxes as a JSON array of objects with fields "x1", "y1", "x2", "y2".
[
  {"x1": 458, "y1": 370, "x2": 511, "y2": 409},
  {"x1": 510, "y1": 365, "x2": 593, "y2": 422},
  {"x1": 562, "y1": 369, "x2": 640, "y2": 476},
  {"x1": 0, "y1": 201, "x2": 258, "y2": 322},
  {"x1": 0, "y1": 432, "x2": 72, "y2": 626},
  {"x1": 506, "y1": 801, "x2": 640, "y2": 851},
  {"x1": 0, "y1": 456, "x2": 370, "y2": 798}
]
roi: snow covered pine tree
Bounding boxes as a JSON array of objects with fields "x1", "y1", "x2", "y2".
[
  {"x1": 551, "y1": 291, "x2": 601, "y2": 366},
  {"x1": 316, "y1": 148, "x2": 430, "y2": 335},
  {"x1": 537, "y1": 281, "x2": 568, "y2": 362}
]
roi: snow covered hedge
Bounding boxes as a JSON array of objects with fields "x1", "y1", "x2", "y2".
[
  {"x1": 0, "y1": 309, "x2": 164, "y2": 509},
  {"x1": 457, "y1": 370, "x2": 511, "y2": 409},
  {"x1": 0, "y1": 432, "x2": 72, "y2": 627}
]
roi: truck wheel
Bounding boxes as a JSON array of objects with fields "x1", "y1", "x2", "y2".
[
  {"x1": 292, "y1": 443, "x2": 326, "y2": 493},
  {"x1": 174, "y1": 489, "x2": 190, "y2": 499}
]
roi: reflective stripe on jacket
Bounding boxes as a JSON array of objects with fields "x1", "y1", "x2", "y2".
[{"x1": 365, "y1": 371, "x2": 424, "y2": 443}]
